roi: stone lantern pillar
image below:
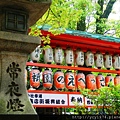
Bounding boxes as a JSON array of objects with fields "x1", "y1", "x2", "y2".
[{"x1": 0, "y1": 0, "x2": 51, "y2": 116}]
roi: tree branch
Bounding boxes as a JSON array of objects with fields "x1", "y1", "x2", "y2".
[{"x1": 102, "y1": 0, "x2": 116, "y2": 19}]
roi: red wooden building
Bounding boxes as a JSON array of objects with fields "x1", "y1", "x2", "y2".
[{"x1": 27, "y1": 26, "x2": 120, "y2": 114}]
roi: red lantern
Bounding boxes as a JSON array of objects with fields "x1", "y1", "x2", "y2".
[
  {"x1": 65, "y1": 47, "x2": 74, "y2": 66},
  {"x1": 54, "y1": 70, "x2": 64, "y2": 90},
  {"x1": 105, "y1": 74, "x2": 114, "y2": 86},
  {"x1": 24, "y1": 68, "x2": 28, "y2": 86},
  {"x1": 65, "y1": 70, "x2": 75, "y2": 90},
  {"x1": 96, "y1": 73, "x2": 105, "y2": 89},
  {"x1": 114, "y1": 75, "x2": 120, "y2": 86},
  {"x1": 76, "y1": 71, "x2": 85, "y2": 90},
  {"x1": 44, "y1": 47, "x2": 53, "y2": 64},
  {"x1": 86, "y1": 73, "x2": 96, "y2": 90},
  {"x1": 30, "y1": 67, "x2": 40, "y2": 88},
  {"x1": 76, "y1": 49, "x2": 84, "y2": 66},
  {"x1": 85, "y1": 51, "x2": 94, "y2": 67},
  {"x1": 113, "y1": 54, "x2": 120, "y2": 70},
  {"x1": 42, "y1": 68, "x2": 53, "y2": 89},
  {"x1": 54, "y1": 47, "x2": 64, "y2": 65},
  {"x1": 104, "y1": 53, "x2": 112, "y2": 70},
  {"x1": 95, "y1": 52, "x2": 104, "y2": 69}
]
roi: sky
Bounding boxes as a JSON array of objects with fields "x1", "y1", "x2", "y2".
[{"x1": 108, "y1": 0, "x2": 120, "y2": 20}]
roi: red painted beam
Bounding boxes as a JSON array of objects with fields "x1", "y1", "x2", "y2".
[
  {"x1": 26, "y1": 62, "x2": 120, "y2": 74},
  {"x1": 41, "y1": 30, "x2": 120, "y2": 49},
  {"x1": 48, "y1": 39, "x2": 120, "y2": 54}
]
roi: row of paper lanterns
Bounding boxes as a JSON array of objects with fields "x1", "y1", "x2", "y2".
[
  {"x1": 30, "y1": 46, "x2": 120, "y2": 70},
  {"x1": 27, "y1": 67, "x2": 120, "y2": 91}
]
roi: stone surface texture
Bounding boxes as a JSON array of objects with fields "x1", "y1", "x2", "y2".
[
  {"x1": 0, "y1": 31, "x2": 41, "y2": 53},
  {"x1": 0, "y1": 32, "x2": 40, "y2": 115},
  {"x1": 0, "y1": 0, "x2": 51, "y2": 117},
  {"x1": 0, "y1": 0, "x2": 51, "y2": 27},
  {"x1": 0, "y1": 52, "x2": 35, "y2": 114}
]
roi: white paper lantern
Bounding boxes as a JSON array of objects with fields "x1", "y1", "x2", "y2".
[
  {"x1": 54, "y1": 47, "x2": 64, "y2": 64},
  {"x1": 44, "y1": 47, "x2": 53, "y2": 64},
  {"x1": 65, "y1": 48, "x2": 74, "y2": 65},
  {"x1": 104, "y1": 53, "x2": 112, "y2": 69},
  {"x1": 30, "y1": 45, "x2": 40, "y2": 62},
  {"x1": 113, "y1": 54, "x2": 120, "y2": 70},
  {"x1": 95, "y1": 52, "x2": 104, "y2": 68},
  {"x1": 85, "y1": 51, "x2": 94, "y2": 67},
  {"x1": 76, "y1": 49, "x2": 84, "y2": 66}
]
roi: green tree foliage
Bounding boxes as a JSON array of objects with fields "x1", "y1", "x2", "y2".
[
  {"x1": 78, "y1": 83, "x2": 120, "y2": 114},
  {"x1": 34, "y1": 0, "x2": 119, "y2": 36},
  {"x1": 36, "y1": 0, "x2": 83, "y2": 34},
  {"x1": 36, "y1": 0, "x2": 97, "y2": 33},
  {"x1": 95, "y1": 0, "x2": 116, "y2": 34}
]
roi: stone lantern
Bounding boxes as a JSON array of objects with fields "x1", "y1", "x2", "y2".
[{"x1": 0, "y1": 0, "x2": 51, "y2": 117}]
